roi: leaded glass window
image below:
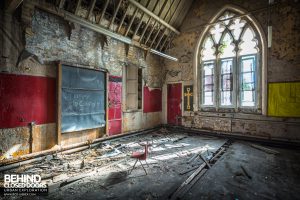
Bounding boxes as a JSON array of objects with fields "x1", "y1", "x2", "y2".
[
  {"x1": 200, "y1": 10, "x2": 260, "y2": 110},
  {"x1": 203, "y1": 61, "x2": 215, "y2": 105}
]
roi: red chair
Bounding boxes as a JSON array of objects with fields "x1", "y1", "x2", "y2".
[{"x1": 129, "y1": 143, "x2": 150, "y2": 175}]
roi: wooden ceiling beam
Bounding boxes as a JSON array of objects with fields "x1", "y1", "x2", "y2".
[
  {"x1": 86, "y1": 0, "x2": 96, "y2": 19},
  {"x1": 109, "y1": 0, "x2": 123, "y2": 29},
  {"x1": 5, "y1": 0, "x2": 23, "y2": 13}
]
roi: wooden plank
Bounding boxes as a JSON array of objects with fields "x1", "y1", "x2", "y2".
[
  {"x1": 251, "y1": 144, "x2": 279, "y2": 154},
  {"x1": 117, "y1": 5, "x2": 129, "y2": 33},
  {"x1": 144, "y1": 23, "x2": 157, "y2": 45},
  {"x1": 154, "y1": 28, "x2": 166, "y2": 49},
  {"x1": 150, "y1": 0, "x2": 176, "y2": 48},
  {"x1": 109, "y1": 0, "x2": 122, "y2": 29},
  {"x1": 86, "y1": 0, "x2": 96, "y2": 20},
  {"x1": 159, "y1": 32, "x2": 172, "y2": 51},
  {"x1": 170, "y1": 162, "x2": 206, "y2": 199},
  {"x1": 149, "y1": 24, "x2": 163, "y2": 48},
  {"x1": 138, "y1": 0, "x2": 160, "y2": 42},
  {"x1": 138, "y1": 17, "x2": 152, "y2": 42},
  {"x1": 125, "y1": 8, "x2": 139, "y2": 36},
  {"x1": 177, "y1": 169, "x2": 208, "y2": 199},
  {"x1": 199, "y1": 154, "x2": 211, "y2": 168},
  {"x1": 179, "y1": 165, "x2": 200, "y2": 175},
  {"x1": 186, "y1": 153, "x2": 198, "y2": 164},
  {"x1": 131, "y1": 0, "x2": 151, "y2": 38},
  {"x1": 210, "y1": 147, "x2": 225, "y2": 162},
  {"x1": 74, "y1": 0, "x2": 82, "y2": 15},
  {"x1": 59, "y1": 0, "x2": 66, "y2": 9},
  {"x1": 170, "y1": 141, "x2": 230, "y2": 199},
  {"x1": 5, "y1": 0, "x2": 23, "y2": 13},
  {"x1": 57, "y1": 62, "x2": 62, "y2": 145},
  {"x1": 98, "y1": 0, "x2": 110, "y2": 25}
]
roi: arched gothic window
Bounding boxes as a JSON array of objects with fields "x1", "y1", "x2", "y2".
[{"x1": 200, "y1": 10, "x2": 261, "y2": 111}]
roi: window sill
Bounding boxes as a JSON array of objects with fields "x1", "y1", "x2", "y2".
[
  {"x1": 200, "y1": 107, "x2": 261, "y2": 114},
  {"x1": 123, "y1": 109, "x2": 143, "y2": 113}
]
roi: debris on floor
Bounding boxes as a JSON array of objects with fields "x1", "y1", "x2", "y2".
[
  {"x1": 250, "y1": 143, "x2": 280, "y2": 154},
  {"x1": 1, "y1": 130, "x2": 299, "y2": 200}
]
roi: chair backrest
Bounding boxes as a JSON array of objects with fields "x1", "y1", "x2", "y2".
[{"x1": 140, "y1": 143, "x2": 148, "y2": 160}]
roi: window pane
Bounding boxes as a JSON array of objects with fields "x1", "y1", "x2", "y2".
[
  {"x1": 218, "y1": 11, "x2": 235, "y2": 25},
  {"x1": 222, "y1": 74, "x2": 232, "y2": 90},
  {"x1": 204, "y1": 92, "x2": 214, "y2": 105},
  {"x1": 204, "y1": 66, "x2": 213, "y2": 75},
  {"x1": 210, "y1": 23, "x2": 225, "y2": 43},
  {"x1": 205, "y1": 84, "x2": 214, "y2": 91},
  {"x1": 221, "y1": 59, "x2": 233, "y2": 90},
  {"x1": 221, "y1": 91, "x2": 232, "y2": 105},
  {"x1": 240, "y1": 55, "x2": 256, "y2": 106},
  {"x1": 242, "y1": 82, "x2": 255, "y2": 91},
  {"x1": 240, "y1": 28, "x2": 258, "y2": 55},
  {"x1": 203, "y1": 61, "x2": 215, "y2": 106},
  {"x1": 202, "y1": 37, "x2": 215, "y2": 61},
  {"x1": 200, "y1": 11, "x2": 260, "y2": 109},
  {"x1": 241, "y1": 58, "x2": 254, "y2": 72},
  {"x1": 219, "y1": 33, "x2": 235, "y2": 58},
  {"x1": 220, "y1": 59, "x2": 233, "y2": 106},
  {"x1": 242, "y1": 72, "x2": 254, "y2": 83},
  {"x1": 221, "y1": 59, "x2": 232, "y2": 74},
  {"x1": 204, "y1": 76, "x2": 213, "y2": 85},
  {"x1": 241, "y1": 91, "x2": 255, "y2": 106},
  {"x1": 229, "y1": 18, "x2": 246, "y2": 40}
]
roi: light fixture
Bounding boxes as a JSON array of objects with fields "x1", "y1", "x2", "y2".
[
  {"x1": 268, "y1": 26, "x2": 272, "y2": 48},
  {"x1": 150, "y1": 49, "x2": 178, "y2": 61}
]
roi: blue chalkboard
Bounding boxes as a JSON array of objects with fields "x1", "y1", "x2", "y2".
[{"x1": 61, "y1": 65, "x2": 106, "y2": 133}]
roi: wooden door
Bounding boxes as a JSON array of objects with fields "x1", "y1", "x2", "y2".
[
  {"x1": 108, "y1": 76, "x2": 122, "y2": 135},
  {"x1": 167, "y1": 83, "x2": 182, "y2": 125}
]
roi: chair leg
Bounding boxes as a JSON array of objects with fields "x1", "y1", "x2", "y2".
[
  {"x1": 129, "y1": 159, "x2": 138, "y2": 174},
  {"x1": 139, "y1": 160, "x2": 147, "y2": 175},
  {"x1": 145, "y1": 160, "x2": 149, "y2": 167}
]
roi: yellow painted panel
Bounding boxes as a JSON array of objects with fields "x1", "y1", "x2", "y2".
[{"x1": 268, "y1": 82, "x2": 300, "y2": 117}]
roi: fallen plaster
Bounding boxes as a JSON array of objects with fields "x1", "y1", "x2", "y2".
[{"x1": 1, "y1": 128, "x2": 300, "y2": 200}]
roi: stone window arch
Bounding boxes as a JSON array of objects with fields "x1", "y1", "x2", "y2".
[{"x1": 194, "y1": 6, "x2": 267, "y2": 114}]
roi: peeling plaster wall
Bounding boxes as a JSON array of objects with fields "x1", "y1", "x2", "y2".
[
  {"x1": 0, "y1": 4, "x2": 163, "y2": 158},
  {"x1": 0, "y1": 126, "x2": 30, "y2": 158},
  {"x1": 0, "y1": 12, "x2": 24, "y2": 73},
  {"x1": 123, "y1": 112, "x2": 161, "y2": 133},
  {"x1": 163, "y1": 0, "x2": 300, "y2": 142}
]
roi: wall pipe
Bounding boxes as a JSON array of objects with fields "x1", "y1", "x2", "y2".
[
  {"x1": 64, "y1": 11, "x2": 132, "y2": 45},
  {"x1": 63, "y1": 11, "x2": 178, "y2": 62}
]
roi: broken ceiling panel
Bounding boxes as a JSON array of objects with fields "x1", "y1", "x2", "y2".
[{"x1": 48, "y1": 0, "x2": 193, "y2": 54}]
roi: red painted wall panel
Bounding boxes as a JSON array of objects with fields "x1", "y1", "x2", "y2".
[
  {"x1": 108, "y1": 76, "x2": 122, "y2": 136},
  {"x1": 108, "y1": 120, "x2": 122, "y2": 136},
  {"x1": 143, "y1": 86, "x2": 162, "y2": 113},
  {"x1": 0, "y1": 73, "x2": 56, "y2": 128}
]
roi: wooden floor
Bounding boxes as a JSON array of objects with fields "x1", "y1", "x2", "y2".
[{"x1": 1, "y1": 128, "x2": 300, "y2": 200}]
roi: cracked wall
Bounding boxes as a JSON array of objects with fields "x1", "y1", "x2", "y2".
[
  {"x1": 162, "y1": 0, "x2": 300, "y2": 142},
  {"x1": 0, "y1": 5, "x2": 163, "y2": 158}
]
